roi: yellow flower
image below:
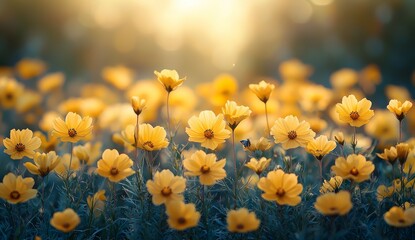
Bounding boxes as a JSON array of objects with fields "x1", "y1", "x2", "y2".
[
  {"x1": 154, "y1": 69, "x2": 185, "y2": 92},
  {"x1": 396, "y1": 143, "x2": 410, "y2": 165},
  {"x1": 0, "y1": 173, "x2": 37, "y2": 204},
  {"x1": 404, "y1": 150, "x2": 415, "y2": 175},
  {"x1": 299, "y1": 85, "x2": 332, "y2": 112},
  {"x1": 314, "y1": 191, "x2": 353, "y2": 216},
  {"x1": 186, "y1": 110, "x2": 231, "y2": 150},
  {"x1": 146, "y1": 169, "x2": 186, "y2": 205},
  {"x1": 78, "y1": 142, "x2": 102, "y2": 166},
  {"x1": 376, "y1": 180, "x2": 400, "y2": 201},
  {"x1": 24, "y1": 151, "x2": 60, "y2": 177},
  {"x1": 270, "y1": 115, "x2": 315, "y2": 150},
  {"x1": 0, "y1": 77, "x2": 24, "y2": 109},
  {"x1": 222, "y1": 100, "x2": 252, "y2": 130},
  {"x1": 364, "y1": 110, "x2": 398, "y2": 142},
  {"x1": 37, "y1": 72, "x2": 65, "y2": 93},
  {"x1": 334, "y1": 131, "x2": 345, "y2": 145},
  {"x1": 137, "y1": 124, "x2": 169, "y2": 151},
  {"x1": 3, "y1": 129, "x2": 41, "y2": 160},
  {"x1": 245, "y1": 157, "x2": 271, "y2": 175},
  {"x1": 87, "y1": 190, "x2": 106, "y2": 217},
  {"x1": 307, "y1": 117, "x2": 328, "y2": 134},
  {"x1": 384, "y1": 205, "x2": 415, "y2": 228},
  {"x1": 131, "y1": 96, "x2": 146, "y2": 115},
  {"x1": 306, "y1": 135, "x2": 337, "y2": 160},
  {"x1": 73, "y1": 145, "x2": 89, "y2": 164},
  {"x1": 16, "y1": 90, "x2": 42, "y2": 113},
  {"x1": 242, "y1": 137, "x2": 272, "y2": 152},
  {"x1": 166, "y1": 201, "x2": 200, "y2": 231},
  {"x1": 34, "y1": 131, "x2": 58, "y2": 153},
  {"x1": 377, "y1": 146, "x2": 398, "y2": 164},
  {"x1": 330, "y1": 68, "x2": 358, "y2": 89},
  {"x1": 52, "y1": 112, "x2": 93, "y2": 143},
  {"x1": 331, "y1": 154, "x2": 375, "y2": 183},
  {"x1": 50, "y1": 208, "x2": 80, "y2": 233},
  {"x1": 102, "y1": 65, "x2": 133, "y2": 90},
  {"x1": 386, "y1": 85, "x2": 412, "y2": 103},
  {"x1": 278, "y1": 59, "x2": 312, "y2": 82},
  {"x1": 54, "y1": 154, "x2": 80, "y2": 178},
  {"x1": 15, "y1": 58, "x2": 46, "y2": 79},
  {"x1": 183, "y1": 150, "x2": 226, "y2": 186},
  {"x1": 387, "y1": 99, "x2": 413, "y2": 121},
  {"x1": 320, "y1": 176, "x2": 343, "y2": 194},
  {"x1": 227, "y1": 208, "x2": 260, "y2": 233},
  {"x1": 97, "y1": 149, "x2": 135, "y2": 182},
  {"x1": 335, "y1": 95, "x2": 374, "y2": 127},
  {"x1": 249, "y1": 80, "x2": 275, "y2": 103},
  {"x1": 257, "y1": 169, "x2": 303, "y2": 206},
  {"x1": 79, "y1": 98, "x2": 106, "y2": 118}
]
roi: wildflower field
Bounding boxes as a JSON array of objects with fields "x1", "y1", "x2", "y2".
[{"x1": 1, "y1": 1, "x2": 415, "y2": 240}]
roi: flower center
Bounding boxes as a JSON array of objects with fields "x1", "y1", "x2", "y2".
[
  {"x1": 350, "y1": 167, "x2": 359, "y2": 176},
  {"x1": 287, "y1": 130, "x2": 297, "y2": 140},
  {"x1": 276, "y1": 188, "x2": 285, "y2": 197},
  {"x1": 200, "y1": 165, "x2": 210, "y2": 174},
  {"x1": 329, "y1": 207, "x2": 337, "y2": 211},
  {"x1": 350, "y1": 111, "x2": 360, "y2": 120},
  {"x1": 62, "y1": 223, "x2": 71, "y2": 229},
  {"x1": 236, "y1": 224, "x2": 245, "y2": 230},
  {"x1": 399, "y1": 219, "x2": 406, "y2": 223},
  {"x1": 204, "y1": 129, "x2": 214, "y2": 139},
  {"x1": 161, "y1": 187, "x2": 172, "y2": 197},
  {"x1": 143, "y1": 141, "x2": 154, "y2": 149},
  {"x1": 10, "y1": 190, "x2": 20, "y2": 200},
  {"x1": 5, "y1": 93, "x2": 13, "y2": 100},
  {"x1": 68, "y1": 128, "x2": 77, "y2": 138},
  {"x1": 110, "y1": 167, "x2": 119, "y2": 176},
  {"x1": 15, "y1": 143, "x2": 25, "y2": 152},
  {"x1": 177, "y1": 217, "x2": 187, "y2": 225}
]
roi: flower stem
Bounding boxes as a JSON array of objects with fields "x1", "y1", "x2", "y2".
[
  {"x1": 68, "y1": 142, "x2": 74, "y2": 180},
  {"x1": 399, "y1": 120, "x2": 402, "y2": 144},
  {"x1": 146, "y1": 151, "x2": 153, "y2": 181},
  {"x1": 317, "y1": 159, "x2": 323, "y2": 182},
  {"x1": 232, "y1": 130, "x2": 237, "y2": 209},
  {"x1": 166, "y1": 91, "x2": 172, "y2": 141},
  {"x1": 351, "y1": 126, "x2": 357, "y2": 154},
  {"x1": 264, "y1": 102, "x2": 270, "y2": 137}
]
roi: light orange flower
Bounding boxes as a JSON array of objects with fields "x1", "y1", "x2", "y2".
[
  {"x1": 249, "y1": 80, "x2": 275, "y2": 103},
  {"x1": 52, "y1": 112, "x2": 93, "y2": 143},
  {"x1": 183, "y1": 150, "x2": 226, "y2": 186},
  {"x1": 314, "y1": 191, "x2": 353, "y2": 216},
  {"x1": 146, "y1": 170, "x2": 186, "y2": 205},
  {"x1": 0, "y1": 173, "x2": 37, "y2": 204},
  {"x1": 387, "y1": 99, "x2": 413, "y2": 120},
  {"x1": 331, "y1": 154, "x2": 375, "y2": 183},
  {"x1": 154, "y1": 69, "x2": 185, "y2": 92},
  {"x1": 335, "y1": 95, "x2": 374, "y2": 127},
  {"x1": 306, "y1": 135, "x2": 337, "y2": 160},
  {"x1": 227, "y1": 208, "x2": 260, "y2": 233},
  {"x1": 270, "y1": 115, "x2": 315, "y2": 149},
  {"x1": 50, "y1": 208, "x2": 80, "y2": 233},
  {"x1": 3, "y1": 129, "x2": 41, "y2": 160},
  {"x1": 96, "y1": 149, "x2": 135, "y2": 182}
]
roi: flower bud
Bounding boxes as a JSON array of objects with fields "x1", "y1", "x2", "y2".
[
  {"x1": 396, "y1": 143, "x2": 410, "y2": 165},
  {"x1": 131, "y1": 96, "x2": 146, "y2": 115}
]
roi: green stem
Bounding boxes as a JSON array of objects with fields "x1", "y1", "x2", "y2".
[
  {"x1": 67, "y1": 142, "x2": 74, "y2": 180},
  {"x1": 232, "y1": 130, "x2": 237, "y2": 209},
  {"x1": 399, "y1": 120, "x2": 402, "y2": 144},
  {"x1": 264, "y1": 102, "x2": 270, "y2": 137},
  {"x1": 166, "y1": 92, "x2": 172, "y2": 141},
  {"x1": 351, "y1": 126, "x2": 357, "y2": 154}
]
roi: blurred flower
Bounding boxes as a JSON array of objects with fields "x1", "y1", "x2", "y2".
[
  {"x1": 359, "y1": 65, "x2": 381, "y2": 94},
  {"x1": 241, "y1": 174, "x2": 260, "y2": 188},
  {"x1": 97, "y1": 149, "x2": 134, "y2": 182},
  {"x1": 75, "y1": 142, "x2": 102, "y2": 166},
  {"x1": 87, "y1": 190, "x2": 106, "y2": 217},
  {"x1": 242, "y1": 137, "x2": 271, "y2": 152},
  {"x1": 377, "y1": 146, "x2": 398, "y2": 165},
  {"x1": 0, "y1": 67, "x2": 13, "y2": 77},
  {"x1": 39, "y1": 111, "x2": 61, "y2": 132},
  {"x1": 186, "y1": 110, "x2": 231, "y2": 150},
  {"x1": 58, "y1": 98, "x2": 82, "y2": 114},
  {"x1": 385, "y1": 85, "x2": 412, "y2": 103},
  {"x1": 79, "y1": 98, "x2": 106, "y2": 118},
  {"x1": 279, "y1": 59, "x2": 312, "y2": 82},
  {"x1": 270, "y1": 115, "x2": 315, "y2": 150},
  {"x1": 387, "y1": 99, "x2": 413, "y2": 121},
  {"x1": 16, "y1": 90, "x2": 42, "y2": 113},
  {"x1": 50, "y1": 208, "x2": 80, "y2": 233},
  {"x1": 183, "y1": 150, "x2": 226, "y2": 186},
  {"x1": 330, "y1": 69, "x2": 358, "y2": 89},
  {"x1": 299, "y1": 85, "x2": 332, "y2": 112},
  {"x1": 257, "y1": 169, "x2": 303, "y2": 206},
  {"x1": 73, "y1": 145, "x2": 89, "y2": 164},
  {"x1": 37, "y1": 72, "x2": 65, "y2": 93},
  {"x1": 384, "y1": 205, "x2": 415, "y2": 228},
  {"x1": 81, "y1": 84, "x2": 119, "y2": 104},
  {"x1": 249, "y1": 80, "x2": 275, "y2": 103},
  {"x1": 52, "y1": 112, "x2": 93, "y2": 143},
  {"x1": 102, "y1": 65, "x2": 133, "y2": 90},
  {"x1": 0, "y1": 77, "x2": 24, "y2": 109},
  {"x1": 222, "y1": 100, "x2": 251, "y2": 130},
  {"x1": 227, "y1": 208, "x2": 260, "y2": 233},
  {"x1": 314, "y1": 191, "x2": 352, "y2": 216},
  {"x1": 396, "y1": 143, "x2": 410, "y2": 165},
  {"x1": 24, "y1": 151, "x2": 60, "y2": 177},
  {"x1": 136, "y1": 124, "x2": 169, "y2": 151},
  {"x1": 154, "y1": 69, "x2": 185, "y2": 92},
  {"x1": 376, "y1": 180, "x2": 401, "y2": 201},
  {"x1": 331, "y1": 154, "x2": 375, "y2": 183},
  {"x1": 364, "y1": 110, "x2": 398, "y2": 142},
  {"x1": 306, "y1": 135, "x2": 336, "y2": 160},
  {"x1": 307, "y1": 117, "x2": 328, "y2": 135},
  {"x1": 0, "y1": 173, "x2": 37, "y2": 204},
  {"x1": 245, "y1": 157, "x2": 271, "y2": 175},
  {"x1": 277, "y1": 83, "x2": 303, "y2": 104},
  {"x1": 166, "y1": 201, "x2": 200, "y2": 231},
  {"x1": 197, "y1": 74, "x2": 238, "y2": 108},
  {"x1": 166, "y1": 86, "x2": 198, "y2": 126},
  {"x1": 34, "y1": 131, "x2": 58, "y2": 153},
  {"x1": 3, "y1": 129, "x2": 41, "y2": 160},
  {"x1": 320, "y1": 176, "x2": 343, "y2": 194},
  {"x1": 131, "y1": 96, "x2": 146, "y2": 115},
  {"x1": 335, "y1": 94, "x2": 374, "y2": 127},
  {"x1": 404, "y1": 150, "x2": 415, "y2": 175},
  {"x1": 334, "y1": 131, "x2": 345, "y2": 146},
  {"x1": 146, "y1": 169, "x2": 186, "y2": 205},
  {"x1": 15, "y1": 58, "x2": 46, "y2": 80},
  {"x1": 99, "y1": 104, "x2": 137, "y2": 132},
  {"x1": 54, "y1": 153, "x2": 80, "y2": 178}
]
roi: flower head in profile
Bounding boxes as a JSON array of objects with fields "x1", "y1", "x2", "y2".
[
  {"x1": 396, "y1": 143, "x2": 410, "y2": 165},
  {"x1": 146, "y1": 169, "x2": 186, "y2": 205},
  {"x1": 3, "y1": 128, "x2": 41, "y2": 160},
  {"x1": 54, "y1": 154, "x2": 80, "y2": 178},
  {"x1": 24, "y1": 151, "x2": 60, "y2": 177},
  {"x1": 222, "y1": 100, "x2": 252, "y2": 130},
  {"x1": 306, "y1": 135, "x2": 337, "y2": 160},
  {"x1": 0, "y1": 173, "x2": 37, "y2": 204},
  {"x1": 242, "y1": 137, "x2": 272, "y2": 152},
  {"x1": 320, "y1": 176, "x2": 343, "y2": 194},
  {"x1": 387, "y1": 99, "x2": 413, "y2": 121},
  {"x1": 249, "y1": 80, "x2": 275, "y2": 103},
  {"x1": 87, "y1": 190, "x2": 106, "y2": 217},
  {"x1": 331, "y1": 154, "x2": 375, "y2": 183},
  {"x1": 334, "y1": 131, "x2": 345, "y2": 145},
  {"x1": 227, "y1": 208, "x2": 260, "y2": 233},
  {"x1": 183, "y1": 150, "x2": 226, "y2": 186},
  {"x1": 97, "y1": 149, "x2": 135, "y2": 182},
  {"x1": 314, "y1": 191, "x2": 353, "y2": 216},
  {"x1": 52, "y1": 112, "x2": 93, "y2": 143},
  {"x1": 377, "y1": 146, "x2": 398, "y2": 165},
  {"x1": 257, "y1": 169, "x2": 303, "y2": 206},
  {"x1": 131, "y1": 96, "x2": 146, "y2": 115},
  {"x1": 166, "y1": 201, "x2": 200, "y2": 231},
  {"x1": 73, "y1": 142, "x2": 102, "y2": 166},
  {"x1": 384, "y1": 204, "x2": 415, "y2": 228},
  {"x1": 270, "y1": 115, "x2": 315, "y2": 150},
  {"x1": 335, "y1": 95, "x2": 374, "y2": 127},
  {"x1": 376, "y1": 179, "x2": 401, "y2": 201},
  {"x1": 186, "y1": 110, "x2": 231, "y2": 150},
  {"x1": 154, "y1": 69, "x2": 185, "y2": 92},
  {"x1": 50, "y1": 208, "x2": 80, "y2": 233},
  {"x1": 245, "y1": 157, "x2": 271, "y2": 175}
]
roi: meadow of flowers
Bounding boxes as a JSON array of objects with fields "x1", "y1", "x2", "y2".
[{"x1": 1, "y1": 59, "x2": 415, "y2": 239}]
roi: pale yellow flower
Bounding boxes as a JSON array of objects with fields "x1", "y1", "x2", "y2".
[
  {"x1": 73, "y1": 142, "x2": 102, "y2": 166},
  {"x1": 330, "y1": 68, "x2": 358, "y2": 89},
  {"x1": 0, "y1": 173, "x2": 37, "y2": 204},
  {"x1": 39, "y1": 111, "x2": 61, "y2": 132},
  {"x1": 306, "y1": 135, "x2": 337, "y2": 160},
  {"x1": 299, "y1": 85, "x2": 332, "y2": 112},
  {"x1": 245, "y1": 157, "x2": 271, "y2": 175},
  {"x1": 131, "y1": 96, "x2": 146, "y2": 115},
  {"x1": 307, "y1": 117, "x2": 328, "y2": 134},
  {"x1": 384, "y1": 205, "x2": 415, "y2": 227},
  {"x1": 87, "y1": 190, "x2": 106, "y2": 217},
  {"x1": 97, "y1": 149, "x2": 135, "y2": 182},
  {"x1": 249, "y1": 80, "x2": 275, "y2": 103},
  {"x1": 335, "y1": 95, "x2": 374, "y2": 127},
  {"x1": 24, "y1": 151, "x2": 60, "y2": 177},
  {"x1": 397, "y1": 143, "x2": 410, "y2": 165},
  {"x1": 270, "y1": 115, "x2": 315, "y2": 150},
  {"x1": 387, "y1": 99, "x2": 413, "y2": 121},
  {"x1": 154, "y1": 69, "x2": 185, "y2": 92},
  {"x1": 102, "y1": 65, "x2": 133, "y2": 90},
  {"x1": 183, "y1": 150, "x2": 226, "y2": 186},
  {"x1": 128, "y1": 124, "x2": 170, "y2": 151},
  {"x1": 16, "y1": 90, "x2": 42, "y2": 113},
  {"x1": 52, "y1": 112, "x2": 93, "y2": 143},
  {"x1": 377, "y1": 146, "x2": 398, "y2": 165},
  {"x1": 146, "y1": 170, "x2": 186, "y2": 205},
  {"x1": 331, "y1": 154, "x2": 375, "y2": 183},
  {"x1": 15, "y1": 58, "x2": 46, "y2": 79},
  {"x1": 50, "y1": 208, "x2": 80, "y2": 233},
  {"x1": 37, "y1": 72, "x2": 65, "y2": 93},
  {"x1": 54, "y1": 154, "x2": 80, "y2": 178},
  {"x1": 227, "y1": 208, "x2": 260, "y2": 233},
  {"x1": 320, "y1": 176, "x2": 343, "y2": 194},
  {"x1": 222, "y1": 100, "x2": 252, "y2": 129},
  {"x1": 242, "y1": 137, "x2": 272, "y2": 152},
  {"x1": 279, "y1": 59, "x2": 312, "y2": 82},
  {"x1": 3, "y1": 129, "x2": 41, "y2": 160},
  {"x1": 79, "y1": 98, "x2": 106, "y2": 118},
  {"x1": 334, "y1": 131, "x2": 345, "y2": 145},
  {"x1": 34, "y1": 131, "x2": 58, "y2": 153},
  {"x1": 314, "y1": 191, "x2": 353, "y2": 216},
  {"x1": 364, "y1": 110, "x2": 398, "y2": 142},
  {"x1": 166, "y1": 201, "x2": 200, "y2": 231}
]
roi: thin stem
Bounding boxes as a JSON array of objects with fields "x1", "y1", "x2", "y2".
[
  {"x1": 399, "y1": 120, "x2": 402, "y2": 144},
  {"x1": 351, "y1": 126, "x2": 357, "y2": 154},
  {"x1": 67, "y1": 142, "x2": 74, "y2": 180},
  {"x1": 400, "y1": 163, "x2": 405, "y2": 202},
  {"x1": 264, "y1": 102, "x2": 270, "y2": 137},
  {"x1": 232, "y1": 130, "x2": 237, "y2": 209},
  {"x1": 317, "y1": 159, "x2": 323, "y2": 182},
  {"x1": 166, "y1": 91, "x2": 172, "y2": 141},
  {"x1": 146, "y1": 151, "x2": 153, "y2": 181},
  {"x1": 135, "y1": 115, "x2": 140, "y2": 168}
]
